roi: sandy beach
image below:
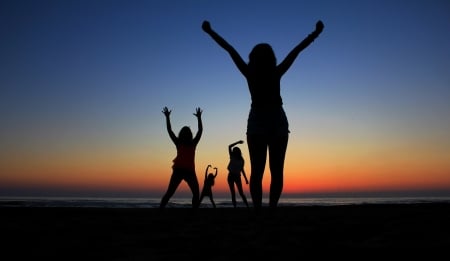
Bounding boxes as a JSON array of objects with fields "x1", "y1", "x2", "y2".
[{"x1": 2, "y1": 203, "x2": 450, "y2": 259}]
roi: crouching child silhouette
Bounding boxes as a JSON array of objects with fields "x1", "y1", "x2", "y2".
[{"x1": 199, "y1": 164, "x2": 218, "y2": 208}]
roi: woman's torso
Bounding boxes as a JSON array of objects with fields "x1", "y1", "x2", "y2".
[{"x1": 173, "y1": 143, "x2": 196, "y2": 170}]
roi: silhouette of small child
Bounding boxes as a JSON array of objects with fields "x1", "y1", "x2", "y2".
[{"x1": 199, "y1": 164, "x2": 218, "y2": 208}]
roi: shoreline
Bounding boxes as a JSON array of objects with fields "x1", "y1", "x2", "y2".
[
  {"x1": 2, "y1": 195, "x2": 450, "y2": 209},
  {"x1": 3, "y1": 203, "x2": 450, "y2": 259}
]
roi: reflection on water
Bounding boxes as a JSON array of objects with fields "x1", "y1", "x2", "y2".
[{"x1": 1, "y1": 196, "x2": 450, "y2": 208}]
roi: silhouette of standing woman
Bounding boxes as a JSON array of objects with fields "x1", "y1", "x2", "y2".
[
  {"x1": 227, "y1": 140, "x2": 249, "y2": 208},
  {"x1": 202, "y1": 20, "x2": 324, "y2": 209},
  {"x1": 160, "y1": 106, "x2": 203, "y2": 209},
  {"x1": 199, "y1": 164, "x2": 218, "y2": 208}
]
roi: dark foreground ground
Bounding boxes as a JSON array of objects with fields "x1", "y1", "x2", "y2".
[{"x1": 2, "y1": 203, "x2": 450, "y2": 260}]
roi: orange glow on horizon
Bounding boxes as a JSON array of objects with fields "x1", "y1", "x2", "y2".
[
  {"x1": 4, "y1": 166, "x2": 450, "y2": 197},
  {"x1": 2, "y1": 143, "x2": 450, "y2": 197}
]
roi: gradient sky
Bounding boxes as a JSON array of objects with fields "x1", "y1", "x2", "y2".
[{"x1": 1, "y1": 0, "x2": 450, "y2": 198}]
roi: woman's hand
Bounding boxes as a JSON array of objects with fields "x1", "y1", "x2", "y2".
[
  {"x1": 194, "y1": 107, "x2": 203, "y2": 118},
  {"x1": 202, "y1": 20, "x2": 212, "y2": 33},
  {"x1": 315, "y1": 20, "x2": 324, "y2": 33},
  {"x1": 162, "y1": 106, "x2": 171, "y2": 117}
]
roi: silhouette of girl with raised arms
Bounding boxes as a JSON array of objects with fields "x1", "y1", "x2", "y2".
[
  {"x1": 160, "y1": 106, "x2": 203, "y2": 209},
  {"x1": 227, "y1": 140, "x2": 249, "y2": 208},
  {"x1": 199, "y1": 164, "x2": 218, "y2": 208},
  {"x1": 202, "y1": 20, "x2": 324, "y2": 210}
]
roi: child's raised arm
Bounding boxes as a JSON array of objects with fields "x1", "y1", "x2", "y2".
[{"x1": 228, "y1": 140, "x2": 243, "y2": 155}]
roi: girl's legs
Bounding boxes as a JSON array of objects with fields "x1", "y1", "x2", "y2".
[
  {"x1": 236, "y1": 178, "x2": 249, "y2": 208},
  {"x1": 209, "y1": 195, "x2": 216, "y2": 208},
  {"x1": 199, "y1": 192, "x2": 205, "y2": 206},
  {"x1": 227, "y1": 175, "x2": 237, "y2": 208},
  {"x1": 247, "y1": 134, "x2": 268, "y2": 210},
  {"x1": 160, "y1": 170, "x2": 183, "y2": 209},
  {"x1": 268, "y1": 134, "x2": 289, "y2": 208},
  {"x1": 185, "y1": 171, "x2": 200, "y2": 209},
  {"x1": 246, "y1": 107, "x2": 289, "y2": 209}
]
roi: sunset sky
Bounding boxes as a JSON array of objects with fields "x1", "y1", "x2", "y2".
[{"x1": 1, "y1": 0, "x2": 450, "y2": 199}]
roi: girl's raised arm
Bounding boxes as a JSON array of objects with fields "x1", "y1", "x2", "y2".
[
  {"x1": 193, "y1": 107, "x2": 203, "y2": 144},
  {"x1": 277, "y1": 20, "x2": 324, "y2": 76},
  {"x1": 162, "y1": 107, "x2": 177, "y2": 143},
  {"x1": 202, "y1": 21, "x2": 248, "y2": 76}
]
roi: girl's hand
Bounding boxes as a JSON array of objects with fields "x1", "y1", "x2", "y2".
[
  {"x1": 194, "y1": 107, "x2": 203, "y2": 118},
  {"x1": 202, "y1": 21, "x2": 211, "y2": 33},
  {"x1": 315, "y1": 20, "x2": 324, "y2": 33},
  {"x1": 162, "y1": 106, "x2": 171, "y2": 117}
]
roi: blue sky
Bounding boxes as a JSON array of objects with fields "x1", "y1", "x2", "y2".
[{"x1": 1, "y1": 0, "x2": 450, "y2": 197}]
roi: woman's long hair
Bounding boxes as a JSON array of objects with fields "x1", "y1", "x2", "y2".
[
  {"x1": 248, "y1": 43, "x2": 277, "y2": 70},
  {"x1": 178, "y1": 126, "x2": 193, "y2": 144}
]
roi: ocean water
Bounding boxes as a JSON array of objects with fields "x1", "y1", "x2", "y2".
[{"x1": 1, "y1": 196, "x2": 450, "y2": 208}]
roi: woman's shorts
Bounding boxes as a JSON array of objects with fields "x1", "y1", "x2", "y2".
[{"x1": 246, "y1": 106, "x2": 289, "y2": 136}]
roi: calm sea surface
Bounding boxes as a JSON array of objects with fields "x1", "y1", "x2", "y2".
[{"x1": 1, "y1": 196, "x2": 450, "y2": 208}]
